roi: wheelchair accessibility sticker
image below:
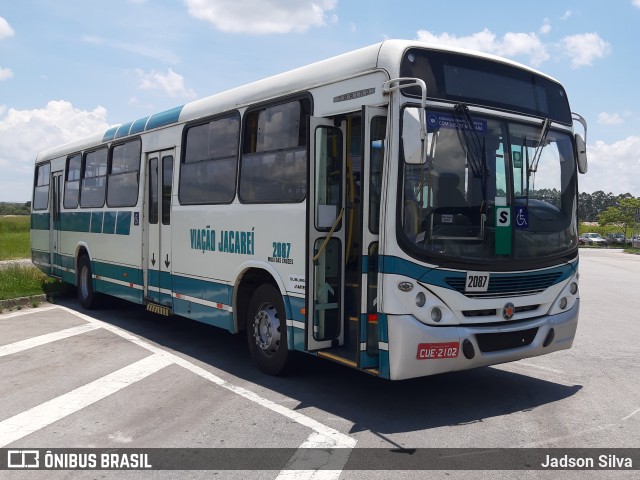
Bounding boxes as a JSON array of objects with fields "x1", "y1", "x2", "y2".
[{"x1": 515, "y1": 206, "x2": 529, "y2": 229}]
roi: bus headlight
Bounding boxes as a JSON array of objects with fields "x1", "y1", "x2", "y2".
[
  {"x1": 415, "y1": 292, "x2": 426, "y2": 307},
  {"x1": 431, "y1": 307, "x2": 442, "y2": 322},
  {"x1": 559, "y1": 297, "x2": 568, "y2": 310},
  {"x1": 570, "y1": 282, "x2": 578, "y2": 295}
]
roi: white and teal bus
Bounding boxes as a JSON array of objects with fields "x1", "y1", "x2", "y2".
[{"x1": 31, "y1": 40, "x2": 588, "y2": 379}]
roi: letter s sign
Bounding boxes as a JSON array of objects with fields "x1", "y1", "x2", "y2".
[{"x1": 496, "y1": 207, "x2": 511, "y2": 227}]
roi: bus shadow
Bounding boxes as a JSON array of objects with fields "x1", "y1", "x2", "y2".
[{"x1": 57, "y1": 297, "x2": 583, "y2": 436}]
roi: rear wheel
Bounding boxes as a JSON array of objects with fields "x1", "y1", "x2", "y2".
[
  {"x1": 77, "y1": 255, "x2": 98, "y2": 309},
  {"x1": 246, "y1": 284, "x2": 290, "y2": 375}
]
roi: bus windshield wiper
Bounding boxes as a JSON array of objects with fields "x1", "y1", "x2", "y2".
[
  {"x1": 453, "y1": 103, "x2": 487, "y2": 206},
  {"x1": 529, "y1": 118, "x2": 551, "y2": 174}
]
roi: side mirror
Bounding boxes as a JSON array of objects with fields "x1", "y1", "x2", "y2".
[
  {"x1": 575, "y1": 133, "x2": 588, "y2": 174},
  {"x1": 402, "y1": 107, "x2": 428, "y2": 164}
]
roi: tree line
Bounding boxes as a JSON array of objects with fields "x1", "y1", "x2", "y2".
[{"x1": 0, "y1": 202, "x2": 31, "y2": 216}]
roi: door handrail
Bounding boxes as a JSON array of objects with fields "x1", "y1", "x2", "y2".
[{"x1": 312, "y1": 207, "x2": 345, "y2": 263}]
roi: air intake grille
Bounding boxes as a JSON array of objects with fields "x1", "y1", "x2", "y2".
[{"x1": 446, "y1": 272, "x2": 562, "y2": 298}]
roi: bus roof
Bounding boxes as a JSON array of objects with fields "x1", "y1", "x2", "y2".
[{"x1": 35, "y1": 39, "x2": 558, "y2": 163}]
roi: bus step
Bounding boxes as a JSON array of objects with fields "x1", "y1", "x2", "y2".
[
  {"x1": 147, "y1": 303, "x2": 172, "y2": 316},
  {"x1": 317, "y1": 351, "x2": 357, "y2": 368}
]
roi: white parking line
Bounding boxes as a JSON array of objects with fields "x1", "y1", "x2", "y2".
[
  {"x1": 55, "y1": 305, "x2": 357, "y2": 476},
  {"x1": 0, "y1": 354, "x2": 172, "y2": 447},
  {"x1": 0, "y1": 305, "x2": 58, "y2": 319},
  {"x1": 0, "y1": 324, "x2": 100, "y2": 358},
  {"x1": 621, "y1": 407, "x2": 640, "y2": 421}
]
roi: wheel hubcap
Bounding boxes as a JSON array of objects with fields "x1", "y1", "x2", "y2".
[{"x1": 253, "y1": 302, "x2": 281, "y2": 357}]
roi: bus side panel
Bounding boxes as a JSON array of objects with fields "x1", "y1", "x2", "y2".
[
  {"x1": 56, "y1": 207, "x2": 145, "y2": 305},
  {"x1": 171, "y1": 203, "x2": 306, "y2": 337}
]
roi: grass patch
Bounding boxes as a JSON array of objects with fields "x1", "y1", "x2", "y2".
[
  {"x1": 0, "y1": 216, "x2": 31, "y2": 260},
  {"x1": 0, "y1": 265, "x2": 62, "y2": 300}
]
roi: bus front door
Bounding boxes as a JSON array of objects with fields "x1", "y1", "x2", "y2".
[
  {"x1": 144, "y1": 150, "x2": 174, "y2": 311},
  {"x1": 307, "y1": 118, "x2": 346, "y2": 351}
]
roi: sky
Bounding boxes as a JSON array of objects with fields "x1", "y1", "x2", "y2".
[{"x1": 1, "y1": 0, "x2": 640, "y2": 201}]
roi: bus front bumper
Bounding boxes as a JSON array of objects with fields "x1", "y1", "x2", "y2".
[{"x1": 386, "y1": 299, "x2": 579, "y2": 380}]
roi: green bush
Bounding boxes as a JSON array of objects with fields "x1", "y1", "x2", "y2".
[{"x1": 0, "y1": 265, "x2": 61, "y2": 300}]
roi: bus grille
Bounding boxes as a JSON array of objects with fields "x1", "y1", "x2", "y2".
[
  {"x1": 475, "y1": 327, "x2": 538, "y2": 353},
  {"x1": 446, "y1": 272, "x2": 562, "y2": 298}
]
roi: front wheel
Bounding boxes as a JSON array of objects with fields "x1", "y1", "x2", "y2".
[
  {"x1": 77, "y1": 255, "x2": 99, "y2": 309},
  {"x1": 246, "y1": 284, "x2": 290, "y2": 375}
]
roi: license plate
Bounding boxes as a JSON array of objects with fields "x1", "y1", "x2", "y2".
[
  {"x1": 465, "y1": 271, "x2": 490, "y2": 292},
  {"x1": 416, "y1": 342, "x2": 460, "y2": 360}
]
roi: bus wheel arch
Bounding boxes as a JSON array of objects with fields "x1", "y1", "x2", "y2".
[{"x1": 234, "y1": 268, "x2": 290, "y2": 375}]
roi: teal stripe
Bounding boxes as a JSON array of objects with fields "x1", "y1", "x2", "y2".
[
  {"x1": 173, "y1": 298, "x2": 234, "y2": 331},
  {"x1": 378, "y1": 313, "x2": 389, "y2": 343},
  {"x1": 103, "y1": 211, "x2": 116, "y2": 234},
  {"x1": 102, "y1": 126, "x2": 118, "y2": 142},
  {"x1": 379, "y1": 255, "x2": 575, "y2": 290},
  {"x1": 148, "y1": 270, "x2": 172, "y2": 290},
  {"x1": 30, "y1": 213, "x2": 50, "y2": 230},
  {"x1": 130, "y1": 117, "x2": 148, "y2": 135},
  {"x1": 114, "y1": 122, "x2": 134, "y2": 139},
  {"x1": 95, "y1": 278, "x2": 142, "y2": 304},
  {"x1": 285, "y1": 296, "x2": 305, "y2": 322},
  {"x1": 91, "y1": 212, "x2": 103, "y2": 233},
  {"x1": 60, "y1": 212, "x2": 91, "y2": 232},
  {"x1": 172, "y1": 274, "x2": 231, "y2": 304},
  {"x1": 116, "y1": 211, "x2": 131, "y2": 235},
  {"x1": 146, "y1": 105, "x2": 183, "y2": 130},
  {"x1": 93, "y1": 260, "x2": 143, "y2": 287}
]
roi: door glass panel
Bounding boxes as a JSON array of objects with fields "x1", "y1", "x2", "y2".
[
  {"x1": 149, "y1": 158, "x2": 158, "y2": 225},
  {"x1": 313, "y1": 237, "x2": 341, "y2": 341},
  {"x1": 162, "y1": 156, "x2": 173, "y2": 225},
  {"x1": 368, "y1": 117, "x2": 387, "y2": 233},
  {"x1": 314, "y1": 126, "x2": 342, "y2": 230}
]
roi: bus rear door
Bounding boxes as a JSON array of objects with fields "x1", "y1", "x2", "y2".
[{"x1": 144, "y1": 149, "x2": 174, "y2": 312}]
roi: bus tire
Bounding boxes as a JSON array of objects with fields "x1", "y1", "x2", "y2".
[
  {"x1": 77, "y1": 255, "x2": 98, "y2": 309},
  {"x1": 246, "y1": 284, "x2": 290, "y2": 375}
]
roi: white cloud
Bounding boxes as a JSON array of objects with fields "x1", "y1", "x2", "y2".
[
  {"x1": 539, "y1": 20, "x2": 551, "y2": 35},
  {"x1": 416, "y1": 28, "x2": 611, "y2": 69},
  {"x1": 633, "y1": 0, "x2": 640, "y2": 8},
  {"x1": 0, "y1": 101, "x2": 110, "y2": 201},
  {"x1": 0, "y1": 16, "x2": 15, "y2": 40},
  {"x1": 0, "y1": 67, "x2": 13, "y2": 81},
  {"x1": 579, "y1": 136, "x2": 640, "y2": 195},
  {"x1": 183, "y1": 0, "x2": 338, "y2": 34},
  {"x1": 560, "y1": 10, "x2": 572, "y2": 20},
  {"x1": 598, "y1": 112, "x2": 624, "y2": 125},
  {"x1": 561, "y1": 33, "x2": 611, "y2": 68},
  {"x1": 136, "y1": 68, "x2": 196, "y2": 99},
  {"x1": 416, "y1": 28, "x2": 550, "y2": 67}
]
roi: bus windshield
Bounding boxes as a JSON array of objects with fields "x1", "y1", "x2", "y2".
[{"x1": 399, "y1": 107, "x2": 578, "y2": 267}]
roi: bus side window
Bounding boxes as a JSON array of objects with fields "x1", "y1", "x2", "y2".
[
  {"x1": 64, "y1": 154, "x2": 81, "y2": 209},
  {"x1": 107, "y1": 139, "x2": 141, "y2": 208},
  {"x1": 33, "y1": 162, "x2": 51, "y2": 211},
  {"x1": 80, "y1": 147, "x2": 107, "y2": 208},
  {"x1": 179, "y1": 113, "x2": 240, "y2": 205},
  {"x1": 239, "y1": 98, "x2": 310, "y2": 204}
]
